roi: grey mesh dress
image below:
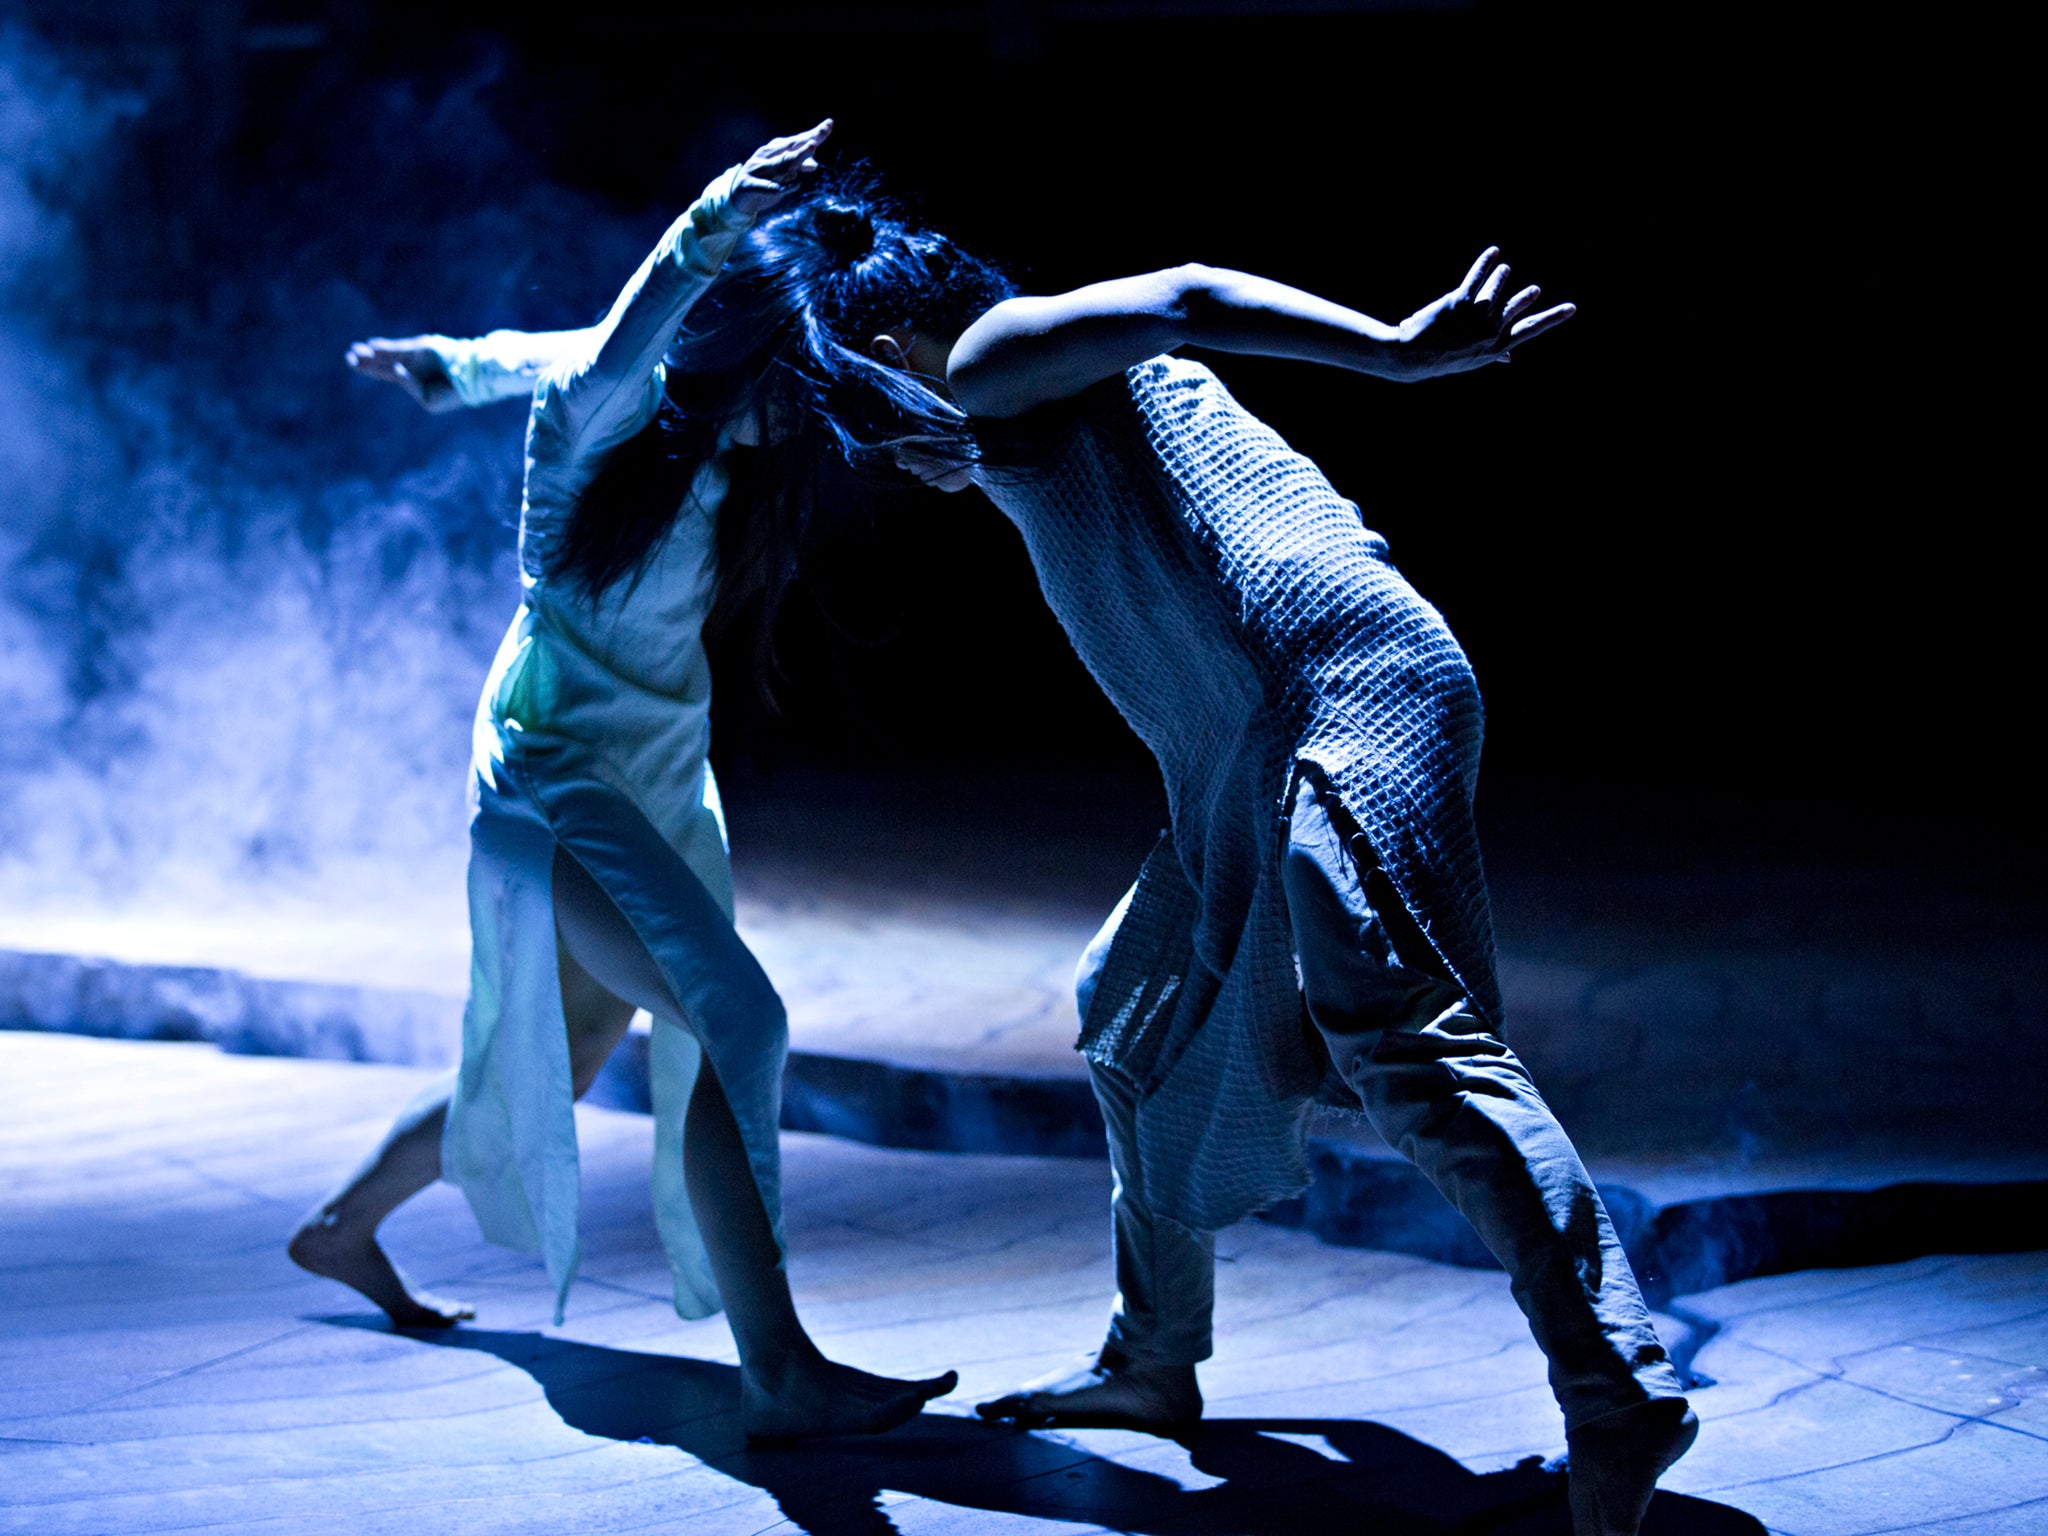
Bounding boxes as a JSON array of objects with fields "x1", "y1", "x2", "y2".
[{"x1": 976, "y1": 355, "x2": 1500, "y2": 1232}]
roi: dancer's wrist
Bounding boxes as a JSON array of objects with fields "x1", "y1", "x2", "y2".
[
  {"x1": 698, "y1": 164, "x2": 754, "y2": 234},
  {"x1": 1380, "y1": 326, "x2": 1439, "y2": 382}
]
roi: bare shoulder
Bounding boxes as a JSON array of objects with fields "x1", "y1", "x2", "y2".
[{"x1": 944, "y1": 296, "x2": 1051, "y2": 418}]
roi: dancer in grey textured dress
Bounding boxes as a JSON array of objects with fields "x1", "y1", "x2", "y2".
[{"x1": 743, "y1": 175, "x2": 1693, "y2": 1534}]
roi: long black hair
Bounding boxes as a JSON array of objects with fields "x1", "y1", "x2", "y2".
[{"x1": 544, "y1": 168, "x2": 1014, "y2": 688}]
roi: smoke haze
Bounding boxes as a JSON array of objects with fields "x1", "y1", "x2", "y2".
[{"x1": 0, "y1": 23, "x2": 700, "y2": 981}]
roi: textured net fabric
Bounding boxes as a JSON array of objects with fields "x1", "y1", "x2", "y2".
[{"x1": 977, "y1": 356, "x2": 1500, "y2": 1229}]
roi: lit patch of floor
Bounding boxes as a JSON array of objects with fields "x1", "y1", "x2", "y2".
[
  {"x1": 0, "y1": 864, "x2": 1098, "y2": 1079},
  {"x1": 6, "y1": 1034, "x2": 2043, "y2": 1533}
]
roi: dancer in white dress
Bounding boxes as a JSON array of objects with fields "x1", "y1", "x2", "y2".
[{"x1": 291, "y1": 121, "x2": 955, "y2": 1441}]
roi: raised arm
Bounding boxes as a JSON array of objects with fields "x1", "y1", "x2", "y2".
[
  {"x1": 552, "y1": 121, "x2": 832, "y2": 454},
  {"x1": 341, "y1": 123, "x2": 827, "y2": 429},
  {"x1": 945, "y1": 248, "x2": 1574, "y2": 419},
  {"x1": 346, "y1": 329, "x2": 594, "y2": 412}
]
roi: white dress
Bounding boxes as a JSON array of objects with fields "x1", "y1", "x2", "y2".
[{"x1": 426, "y1": 165, "x2": 781, "y2": 1324}]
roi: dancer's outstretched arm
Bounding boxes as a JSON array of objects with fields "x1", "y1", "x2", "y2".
[
  {"x1": 344, "y1": 119, "x2": 831, "y2": 425},
  {"x1": 346, "y1": 330, "x2": 595, "y2": 412},
  {"x1": 946, "y1": 248, "x2": 1575, "y2": 419}
]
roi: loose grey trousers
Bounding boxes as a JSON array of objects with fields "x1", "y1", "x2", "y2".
[{"x1": 1077, "y1": 774, "x2": 1686, "y2": 1430}]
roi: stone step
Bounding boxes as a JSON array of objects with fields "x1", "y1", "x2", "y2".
[{"x1": 8, "y1": 943, "x2": 2044, "y2": 1308}]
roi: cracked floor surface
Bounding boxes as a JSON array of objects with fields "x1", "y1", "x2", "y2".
[{"x1": 2, "y1": 1033, "x2": 2043, "y2": 1534}]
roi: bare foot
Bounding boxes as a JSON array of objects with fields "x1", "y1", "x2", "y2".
[
  {"x1": 976, "y1": 1349, "x2": 1201, "y2": 1433},
  {"x1": 742, "y1": 1352, "x2": 957, "y2": 1444},
  {"x1": 1565, "y1": 1397, "x2": 1699, "y2": 1536},
  {"x1": 288, "y1": 1212, "x2": 474, "y2": 1329}
]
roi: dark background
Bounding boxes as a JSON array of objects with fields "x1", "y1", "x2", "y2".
[{"x1": 11, "y1": 1, "x2": 2029, "y2": 859}]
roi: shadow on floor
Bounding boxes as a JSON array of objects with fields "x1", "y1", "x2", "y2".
[{"x1": 329, "y1": 1319, "x2": 1764, "y2": 1535}]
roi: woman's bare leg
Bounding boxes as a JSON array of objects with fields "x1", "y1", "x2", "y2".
[
  {"x1": 547, "y1": 845, "x2": 956, "y2": 1440},
  {"x1": 288, "y1": 1075, "x2": 472, "y2": 1327},
  {"x1": 289, "y1": 916, "x2": 638, "y2": 1327}
]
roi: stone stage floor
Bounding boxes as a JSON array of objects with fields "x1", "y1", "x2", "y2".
[{"x1": 4, "y1": 1034, "x2": 2045, "y2": 1536}]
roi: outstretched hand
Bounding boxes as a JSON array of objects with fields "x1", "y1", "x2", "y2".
[
  {"x1": 1399, "y1": 248, "x2": 1576, "y2": 378},
  {"x1": 730, "y1": 119, "x2": 834, "y2": 218},
  {"x1": 345, "y1": 337, "x2": 459, "y2": 412}
]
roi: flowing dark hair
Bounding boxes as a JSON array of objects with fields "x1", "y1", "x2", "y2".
[{"x1": 544, "y1": 167, "x2": 1014, "y2": 689}]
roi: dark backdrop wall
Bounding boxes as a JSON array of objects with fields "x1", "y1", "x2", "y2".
[{"x1": 0, "y1": 1, "x2": 2027, "y2": 906}]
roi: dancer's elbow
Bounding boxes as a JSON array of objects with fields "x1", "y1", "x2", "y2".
[
  {"x1": 1170, "y1": 263, "x2": 1255, "y2": 330},
  {"x1": 1165, "y1": 262, "x2": 1229, "y2": 312}
]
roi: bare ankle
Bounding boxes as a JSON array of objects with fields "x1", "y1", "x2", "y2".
[
  {"x1": 741, "y1": 1338, "x2": 826, "y2": 1390},
  {"x1": 1100, "y1": 1346, "x2": 1199, "y2": 1391},
  {"x1": 289, "y1": 1211, "x2": 340, "y2": 1255}
]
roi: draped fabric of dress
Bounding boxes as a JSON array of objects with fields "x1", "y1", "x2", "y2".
[
  {"x1": 432, "y1": 166, "x2": 786, "y2": 1325},
  {"x1": 975, "y1": 356, "x2": 1500, "y2": 1232}
]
